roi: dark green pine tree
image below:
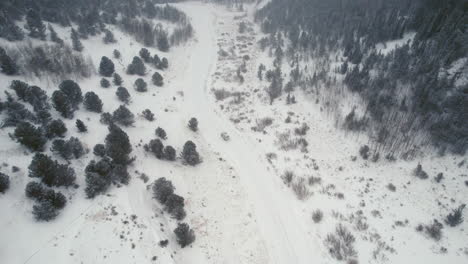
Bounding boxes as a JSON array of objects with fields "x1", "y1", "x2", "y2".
[
  {"x1": 99, "y1": 56, "x2": 115, "y2": 77},
  {"x1": 105, "y1": 124, "x2": 132, "y2": 165},
  {"x1": 26, "y1": 9, "x2": 46, "y2": 40},
  {"x1": 71, "y1": 28, "x2": 83, "y2": 52},
  {"x1": 48, "y1": 24, "x2": 64, "y2": 45},
  {"x1": 0, "y1": 48, "x2": 19, "y2": 75}
]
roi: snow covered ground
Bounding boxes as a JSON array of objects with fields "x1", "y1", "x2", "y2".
[{"x1": 0, "y1": 1, "x2": 467, "y2": 264}]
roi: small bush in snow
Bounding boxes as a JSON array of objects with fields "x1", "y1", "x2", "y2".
[
  {"x1": 312, "y1": 209, "x2": 323, "y2": 223},
  {"x1": 100, "y1": 78, "x2": 111, "y2": 88},
  {"x1": 445, "y1": 205, "x2": 465, "y2": 227},
  {"x1": 292, "y1": 178, "x2": 311, "y2": 200},
  {"x1": 127, "y1": 56, "x2": 146, "y2": 76},
  {"x1": 116, "y1": 86, "x2": 131, "y2": 104},
  {"x1": 152, "y1": 72, "x2": 164, "y2": 87},
  {"x1": 155, "y1": 127, "x2": 167, "y2": 140},
  {"x1": 76, "y1": 119, "x2": 87, "y2": 132},
  {"x1": 174, "y1": 223, "x2": 195, "y2": 248},
  {"x1": 282, "y1": 170, "x2": 295, "y2": 185},
  {"x1": 164, "y1": 146, "x2": 176, "y2": 161},
  {"x1": 165, "y1": 193, "x2": 186, "y2": 220},
  {"x1": 100, "y1": 112, "x2": 113, "y2": 125},
  {"x1": 103, "y1": 29, "x2": 116, "y2": 44},
  {"x1": 359, "y1": 145, "x2": 370, "y2": 160},
  {"x1": 424, "y1": 220, "x2": 443, "y2": 241},
  {"x1": 413, "y1": 163, "x2": 428, "y2": 179},
  {"x1": 113, "y1": 73, "x2": 123, "y2": 86},
  {"x1": 139, "y1": 48, "x2": 151, "y2": 63},
  {"x1": 308, "y1": 176, "x2": 322, "y2": 186},
  {"x1": 28, "y1": 153, "x2": 76, "y2": 187},
  {"x1": 153, "y1": 177, "x2": 175, "y2": 204},
  {"x1": 134, "y1": 78, "x2": 148, "y2": 92},
  {"x1": 387, "y1": 183, "x2": 396, "y2": 192},
  {"x1": 145, "y1": 139, "x2": 164, "y2": 159},
  {"x1": 0, "y1": 173, "x2": 10, "y2": 193},
  {"x1": 33, "y1": 200, "x2": 59, "y2": 221},
  {"x1": 435, "y1": 172, "x2": 444, "y2": 183},
  {"x1": 51, "y1": 137, "x2": 84, "y2": 160},
  {"x1": 325, "y1": 224, "x2": 356, "y2": 261},
  {"x1": 113, "y1": 49, "x2": 121, "y2": 59},
  {"x1": 112, "y1": 105, "x2": 135, "y2": 127},
  {"x1": 188, "y1": 117, "x2": 198, "y2": 132},
  {"x1": 142, "y1": 109, "x2": 155, "y2": 121},
  {"x1": 294, "y1": 123, "x2": 309, "y2": 136},
  {"x1": 45, "y1": 119, "x2": 67, "y2": 139},
  {"x1": 182, "y1": 141, "x2": 200, "y2": 166}
]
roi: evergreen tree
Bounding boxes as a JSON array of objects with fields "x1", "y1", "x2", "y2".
[
  {"x1": 100, "y1": 78, "x2": 110, "y2": 88},
  {"x1": 51, "y1": 137, "x2": 84, "y2": 160},
  {"x1": 59, "y1": 80, "x2": 83, "y2": 110},
  {"x1": 52, "y1": 90, "x2": 74, "y2": 118},
  {"x1": 32, "y1": 200, "x2": 59, "y2": 221},
  {"x1": 48, "y1": 24, "x2": 64, "y2": 45},
  {"x1": 164, "y1": 145, "x2": 176, "y2": 161},
  {"x1": 45, "y1": 119, "x2": 67, "y2": 139},
  {"x1": 188, "y1": 118, "x2": 198, "y2": 132},
  {"x1": 155, "y1": 127, "x2": 167, "y2": 140},
  {"x1": 182, "y1": 140, "x2": 200, "y2": 166},
  {"x1": 134, "y1": 78, "x2": 148, "y2": 92},
  {"x1": 28, "y1": 153, "x2": 76, "y2": 187},
  {"x1": 71, "y1": 28, "x2": 83, "y2": 52},
  {"x1": 0, "y1": 172, "x2": 10, "y2": 193},
  {"x1": 0, "y1": 48, "x2": 19, "y2": 75},
  {"x1": 99, "y1": 56, "x2": 115, "y2": 77},
  {"x1": 85, "y1": 159, "x2": 112, "y2": 198},
  {"x1": 112, "y1": 105, "x2": 135, "y2": 127},
  {"x1": 14, "y1": 122, "x2": 47, "y2": 152},
  {"x1": 84, "y1": 92, "x2": 103, "y2": 113},
  {"x1": 152, "y1": 72, "x2": 164, "y2": 87},
  {"x1": 26, "y1": 9, "x2": 46, "y2": 40},
  {"x1": 139, "y1": 48, "x2": 152, "y2": 63},
  {"x1": 145, "y1": 139, "x2": 164, "y2": 159},
  {"x1": 76, "y1": 119, "x2": 87, "y2": 132},
  {"x1": 105, "y1": 124, "x2": 132, "y2": 165},
  {"x1": 152, "y1": 177, "x2": 175, "y2": 204},
  {"x1": 113, "y1": 49, "x2": 121, "y2": 59},
  {"x1": 93, "y1": 144, "x2": 106, "y2": 157},
  {"x1": 157, "y1": 31, "x2": 170, "y2": 52},
  {"x1": 113, "y1": 73, "x2": 123, "y2": 86},
  {"x1": 174, "y1": 223, "x2": 195, "y2": 248},
  {"x1": 160, "y1": 58, "x2": 169, "y2": 69},
  {"x1": 127, "y1": 56, "x2": 146, "y2": 76},
  {"x1": 116, "y1": 86, "x2": 131, "y2": 104},
  {"x1": 142, "y1": 109, "x2": 155, "y2": 121},
  {"x1": 103, "y1": 29, "x2": 116, "y2": 44}
]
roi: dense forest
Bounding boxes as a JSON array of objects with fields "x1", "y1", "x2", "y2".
[{"x1": 255, "y1": 0, "x2": 468, "y2": 158}]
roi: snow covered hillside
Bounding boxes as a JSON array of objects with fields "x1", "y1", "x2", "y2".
[{"x1": 0, "y1": 1, "x2": 467, "y2": 264}]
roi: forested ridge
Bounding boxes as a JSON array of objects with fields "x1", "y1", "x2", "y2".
[{"x1": 255, "y1": 0, "x2": 468, "y2": 157}]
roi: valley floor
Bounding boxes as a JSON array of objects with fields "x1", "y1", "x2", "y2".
[{"x1": 0, "y1": 2, "x2": 467, "y2": 264}]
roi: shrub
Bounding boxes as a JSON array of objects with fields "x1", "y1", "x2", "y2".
[
  {"x1": 294, "y1": 123, "x2": 310, "y2": 136},
  {"x1": 93, "y1": 144, "x2": 106, "y2": 157},
  {"x1": 152, "y1": 72, "x2": 164, "y2": 87},
  {"x1": 145, "y1": 139, "x2": 164, "y2": 159},
  {"x1": 99, "y1": 56, "x2": 115, "y2": 77},
  {"x1": 112, "y1": 105, "x2": 135, "y2": 126},
  {"x1": 445, "y1": 205, "x2": 465, "y2": 227},
  {"x1": 282, "y1": 170, "x2": 295, "y2": 185},
  {"x1": 52, "y1": 90, "x2": 75, "y2": 118},
  {"x1": 45, "y1": 119, "x2": 67, "y2": 139},
  {"x1": 312, "y1": 209, "x2": 323, "y2": 223},
  {"x1": 110, "y1": 164, "x2": 130, "y2": 185},
  {"x1": 14, "y1": 122, "x2": 47, "y2": 151},
  {"x1": 188, "y1": 117, "x2": 198, "y2": 132},
  {"x1": 164, "y1": 146, "x2": 176, "y2": 161},
  {"x1": 292, "y1": 178, "x2": 311, "y2": 200},
  {"x1": 414, "y1": 163, "x2": 428, "y2": 179},
  {"x1": 0, "y1": 173, "x2": 10, "y2": 193},
  {"x1": 100, "y1": 78, "x2": 110, "y2": 88},
  {"x1": 174, "y1": 223, "x2": 195, "y2": 248},
  {"x1": 134, "y1": 78, "x2": 148, "y2": 92},
  {"x1": 142, "y1": 109, "x2": 155, "y2": 121},
  {"x1": 84, "y1": 92, "x2": 103, "y2": 113},
  {"x1": 325, "y1": 224, "x2": 356, "y2": 261},
  {"x1": 116, "y1": 87, "x2": 131, "y2": 104},
  {"x1": 76, "y1": 119, "x2": 87, "y2": 132},
  {"x1": 155, "y1": 127, "x2": 167, "y2": 140},
  {"x1": 25, "y1": 181, "x2": 45, "y2": 199},
  {"x1": 32, "y1": 200, "x2": 59, "y2": 221},
  {"x1": 153, "y1": 177, "x2": 175, "y2": 204},
  {"x1": 113, "y1": 73, "x2": 123, "y2": 86},
  {"x1": 113, "y1": 49, "x2": 121, "y2": 59},
  {"x1": 424, "y1": 220, "x2": 443, "y2": 241},
  {"x1": 182, "y1": 141, "x2": 200, "y2": 165},
  {"x1": 100, "y1": 112, "x2": 113, "y2": 125},
  {"x1": 165, "y1": 193, "x2": 186, "y2": 220},
  {"x1": 359, "y1": 145, "x2": 370, "y2": 160},
  {"x1": 84, "y1": 159, "x2": 112, "y2": 198},
  {"x1": 139, "y1": 48, "x2": 151, "y2": 63},
  {"x1": 387, "y1": 183, "x2": 396, "y2": 192},
  {"x1": 435, "y1": 173, "x2": 444, "y2": 183},
  {"x1": 103, "y1": 29, "x2": 116, "y2": 44}
]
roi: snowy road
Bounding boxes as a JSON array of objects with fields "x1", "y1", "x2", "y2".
[{"x1": 176, "y1": 3, "x2": 322, "y2": 263}]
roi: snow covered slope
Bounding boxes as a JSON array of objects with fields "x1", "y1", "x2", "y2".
[{"x1": 0, "y1": 1, "x2": 467, "y2": 264}]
